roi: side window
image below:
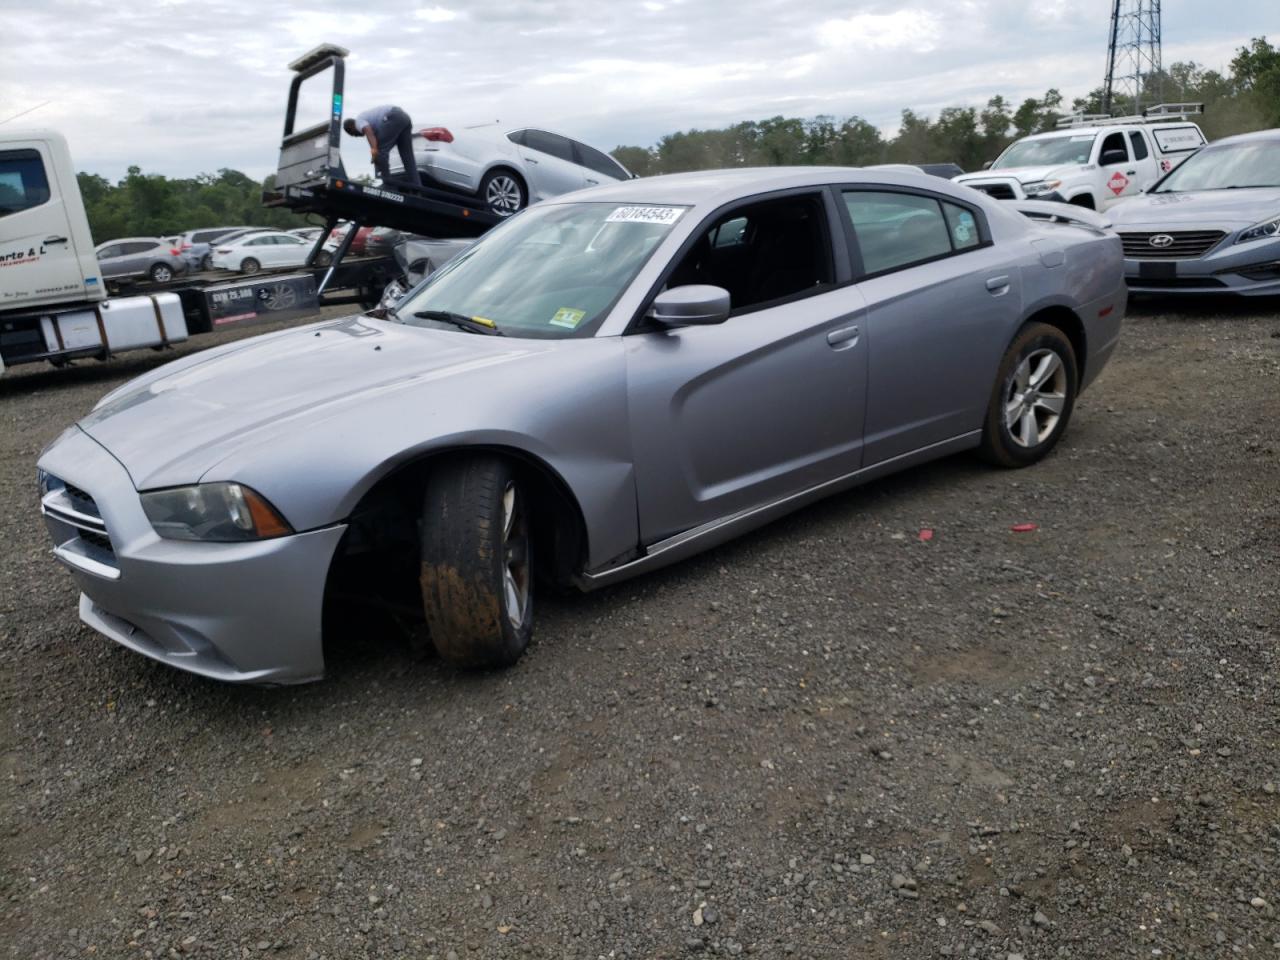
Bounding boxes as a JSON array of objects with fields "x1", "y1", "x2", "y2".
[
  {"x1": 575, "y1": 142, "x2": 627, "y2": 180},
  {"x1": 524, "y1": 129, "x2": 575, "y2": 163},
  {"x1": 506, "y1": 129, "x2": 528, "y2": 147},
  {"x1": 942, "y1": 202, "x2": 981, "y2": 251},
  {"x1": 96, "y1": 245, "x2": 119, "y2": 259},
  {"x1": 666, "y1": 194, "x2": 833, "y2": 313},
  {"x1": 1129, "y1": 131, "x2": 1150, "y2": 161},
  {"x1": 1099, "y1": 131, "x2": 1129, "y2": 165},
  {"x1": 843, "y1": 191, "x2": 954, "y2": 275},
  {"x1": 247, "y1": 236, "x2": 269, "y2": 246},
  {"x1": 122, "y1": 241, "x2": 156, "y2": 254},
  {"x1": 0, "y1": 149, "x2": 51, "y2": 218}
]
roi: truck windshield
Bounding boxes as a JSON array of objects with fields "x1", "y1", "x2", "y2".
[
  {"x1": 1152, "y1": 141, "x2": 1280, "y2": 192},
  {"x1": 395, "y1": 202, "x2": 684, "y2": 339},
  {"x1": 992, "y1": 135, "x2": 1095, "y2": 169}
]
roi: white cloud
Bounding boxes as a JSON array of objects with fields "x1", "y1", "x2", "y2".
[
  {"x1": 817, "y1": 10, "x2": 943, "y2": 52},
  {"x1": 414, "y1": 5, "x2": 463, "y2": 22}
]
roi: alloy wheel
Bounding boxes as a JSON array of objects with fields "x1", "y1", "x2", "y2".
[
  {"x1": 1004, "y1": 348, "x2": 1067, "y2": 447},
  {"x1": 501, "y1": 482, "x2": 531, "y2": 630},
  {"x1": 486, "y1": 175, "x2": 523, "y2": 216}
]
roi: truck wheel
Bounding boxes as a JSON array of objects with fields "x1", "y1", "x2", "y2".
[
  {"x1": 978, "y1": 322, "x2": 1078, "y2": 469},
  {"x1": 240, "y1": 257, "x2": 261, "y2": 275},
  {"x1": 420, "y1": 456, "x2": 533, "y2": 668},
  {"x1": 149, "y1": 263, "x2": 173, "y2": 283},
  {"x1": 480, "y1": 169, "x2": 526, "y2": 217}
]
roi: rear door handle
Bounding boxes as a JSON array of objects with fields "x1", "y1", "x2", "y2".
[
  {"x1": 827, "y1": 325, "x2": 859, "y2": 348},
  {"x1": 44, "y1": 236, "x2": 68, "y2": 244},
  {"x1": 985, "y1": 275, "x2": 1010, "y2": 295},
  {"x1": 525, "y1": 157, "x2": 539, "y2": 164},
  {"x1": 585, "y1": 178, "x2": 599, "y2": 185}
]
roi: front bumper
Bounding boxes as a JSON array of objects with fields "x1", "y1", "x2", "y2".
[
  {"x1": 1123, "y1": 234, "x2": 1280, "y2": 296},
  {"x1": 37, "y1": 426, "x2": 346, "y2": 684}
]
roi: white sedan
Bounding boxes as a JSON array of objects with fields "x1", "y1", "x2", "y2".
[
  {"x1": 211, "y1": 231, "x2": 313, "y2": 275},
  {"x1": 390, "y1": 125, "x2": 633, "y2": 217}
]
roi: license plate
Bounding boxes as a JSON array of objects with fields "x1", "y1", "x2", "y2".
[{"x1": 1138, "y1": 261, "x2": 1177, "y2": 280}]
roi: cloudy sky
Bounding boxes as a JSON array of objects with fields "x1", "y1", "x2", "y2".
[{"x1": 1, "y1": 0, "x2": 1273, "y2": 181}]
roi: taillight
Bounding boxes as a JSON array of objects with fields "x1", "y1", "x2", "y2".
[
  {"x1": 418, "y1": 127, "x2": 454, "y2": 143},
  {"x1": 170, "y1": 248, "x2": 181, "y2": 256},
  {"x1": 180, "y1": 242, "x2": 192, "y2": 250}
]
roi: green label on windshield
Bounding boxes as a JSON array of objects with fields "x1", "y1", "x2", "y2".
[{"x1": 549, "y1": 307, "x2": 586, "y2": 329}]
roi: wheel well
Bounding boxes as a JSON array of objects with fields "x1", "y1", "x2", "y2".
[
  {"x1": 483, "y1": 165, "x2": 526, "y2": 193},
  {"x1": 326, "y1": 447, "x2": 588, "y2": 616},
  {"x1": 1025, "y1": 306, "x2": 1087, "y2": 380},
  {"x1": 1068, "y1": 194, "x2": 1096, "y2": 210}
]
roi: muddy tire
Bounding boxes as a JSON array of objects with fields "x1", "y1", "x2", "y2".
[
  {"x1": 420, "y1": 457, "x2": 533, "y2": 668},
  {"x1": 978, "y1": 322, "x2": 1078, "y2": 468}
]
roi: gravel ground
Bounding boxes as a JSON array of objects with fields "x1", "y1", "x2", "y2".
[{"x1": 2, "y1": 299, "x2": 1277, "y2": 959}]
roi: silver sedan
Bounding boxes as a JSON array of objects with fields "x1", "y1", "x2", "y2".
[{"x1": 37, "y1": 167, "x2": 1125, "y2": 684}]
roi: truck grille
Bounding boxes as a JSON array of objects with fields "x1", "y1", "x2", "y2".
[
  {"x1": 970, "y1": 183, "x2": 1017, "y2": 200},
  {"x1": 1119, "y1": 231, "x2": 1226, "y2": 260}
]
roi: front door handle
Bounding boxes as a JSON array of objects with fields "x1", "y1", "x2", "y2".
[
  {"x1": 525, "y1": 157, "x2": 539, "y2": 164},
  {"x1": 1125, "y1": 169, "x2": 1136, "y2": 175},
  {"x1": 985, "y1": 275, "x2": 1011, "y2": 295},
  {"x1": 827, "y1": 325, "x2": 859, "y2": 348},
  {"x1": 44, "y1": 236, "x2": 68, "y2": 244}
]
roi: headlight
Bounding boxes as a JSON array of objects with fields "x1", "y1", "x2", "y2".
[
  {"x1": 1022, "y1": 180, "x2": 1062, "y2": 197},
  {"x1": 140, "y1": 482, "x2": 292, "y2": 542},
  {"x1": 37, "y1": 468, "x2": 56, "y2": 498},
  {"x1": 1235, "y1": 215, "x2": 1280, "y2": 245}
]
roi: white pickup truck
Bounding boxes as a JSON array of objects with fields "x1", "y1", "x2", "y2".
[
  {"x1": 953, "y1": 105, "x2": 1207, "y2": 211},
  {"x1": 0, "y1": 129, "x2": 193, "y2": 375}
]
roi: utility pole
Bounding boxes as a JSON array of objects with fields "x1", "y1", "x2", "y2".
[{"x1": 1103, "y1": 0, "x2": 1162, "y2": 115}]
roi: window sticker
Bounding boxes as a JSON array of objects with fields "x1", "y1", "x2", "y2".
[
  {"x1": 549, "y1": 307, "x2": 586, "y2": 329},
  {"x1": 605, "y1": 206, "x2": 684, "y2": 225},
  {"x1": 953, "y1": 211, "x2": 976, "y2": 244}
]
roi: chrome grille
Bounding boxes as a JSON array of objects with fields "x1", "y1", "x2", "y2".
[
  {"x1": 1119, "y1": 230, "x2": 1226, "y2": 260},
  {"x1": 41, "y1": 476, "x2": 120, "y2": 580}
]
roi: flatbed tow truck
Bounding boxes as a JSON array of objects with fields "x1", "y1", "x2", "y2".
[{"x1": 0, "y1": 43, "x2": 499, "y2": 378}]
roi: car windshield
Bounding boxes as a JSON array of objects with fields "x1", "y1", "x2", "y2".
[
  {"x1": 395, "y1": 201, "x2": 685, "y2": 338},
  {"x1": 1152, "y1": 140, "x2": 1280, "y2": 192},
  {"x1": 991, "y1": 135, "x2": 1095, "y2": 169}
]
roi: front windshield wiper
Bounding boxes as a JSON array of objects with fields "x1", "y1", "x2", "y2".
[{"x1": 412, "y1": 310, "x2": 505, "y2": 336}]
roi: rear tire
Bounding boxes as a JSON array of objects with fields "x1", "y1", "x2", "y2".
[
  {"x1": 978, "y1": 322, "x2": 1078, "y2": 468},
  {"x1": 200, "y1": 253, "x2": 213, "y2": 271},
  {"x1": 240, "y1": 257, "x2": 261, "y2": 275},
  {"x1": 149, "y1": 262, "x2": 173, "y2": 283},
  {"x1": 314, "y1": 250, "x2": 333, "y2": 267},
  {"x1": 479, "y1": 169, "x2": 527, "y2": 217},
  {"x1": 420, "y1": 457, "x2": 533, "y2": 668}
]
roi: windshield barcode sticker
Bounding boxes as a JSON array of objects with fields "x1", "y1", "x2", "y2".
[{"x1": 606, "y1": 206, "x2": 684, "y2": 225}]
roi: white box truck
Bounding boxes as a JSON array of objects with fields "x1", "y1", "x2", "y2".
[{"x1": 1, "y1": 129, "x2": 188, "y2": 375}]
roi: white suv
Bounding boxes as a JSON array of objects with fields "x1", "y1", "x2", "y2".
[{"x1": 954, "y1": 105, "x2": 1206, "y2": 211}]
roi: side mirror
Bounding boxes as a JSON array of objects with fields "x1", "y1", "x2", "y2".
[
  {"x1": 1099, "y1": 149, "x2": 1127, "y2": 166},
  {"x1": 982, "y1": 160, "x2": 994, "y2": 170},
  {"x1": 649, "y1": 284, "x2": 731, "y2": 327}
]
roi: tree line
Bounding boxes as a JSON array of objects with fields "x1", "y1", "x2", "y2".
[{"x1": 72, "y1": 36, "x2": 1276, "y2": 244}]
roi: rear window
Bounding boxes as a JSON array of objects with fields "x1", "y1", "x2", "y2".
[
  {"x1": 0, "y1": 149, "x2": 51, "y2": 218},
  {"x1": 1152, "y1": 126, "x2": 1205, "y2": 154}
]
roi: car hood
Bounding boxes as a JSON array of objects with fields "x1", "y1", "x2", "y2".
[
  {"x1": 956, "y1": 165, "x2": 1064, "y2": 185},
  {"x1": 1109, "y1": 187, "x2": 1280, "y2": 228},
  {"x1": 79, "y1": 315, "x2": 561, "y2": 490}
]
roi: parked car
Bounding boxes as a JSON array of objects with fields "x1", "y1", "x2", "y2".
[
  {"x1": 914, "y1": 162, "x2": 965, "y2": 179},
  {"x1": 37, "y1": 167, "x2": 1124, "y2": 684},
  {"x1": 323, "y1": 224, "x2": 374, "y2": 256},
  {"x1": 289, "y1": 226, "x2": 325, "y2": 243},
  {"x1": 389, "y1": 124, "x2": 633, "y2": 216},
  {"x1": 1109, "y1": 127, "x2": 1280, "y2": 296},
  {"x1": 211, "y1": 227, "x2": 273, "y2": 248},
  {"x1": 210, "y1": 231, "x2": 312, "y2": 274},
  {"x1": 94, "y1": 237, "x2": 187, "y2": 285},
  {"x1": 954, "y1": 108, "x2": 1206, "y2": 209},
  {"x1": 178, "y1": 226, "x2": 247, "y2": 271}
]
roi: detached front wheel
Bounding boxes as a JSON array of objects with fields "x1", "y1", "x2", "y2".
[
  {"x1": 979, "y1": 322, "x2": 1078, "y2": 468},
  {"x1": 420, "y1": 457, "x2": 533, "y2": 668}
]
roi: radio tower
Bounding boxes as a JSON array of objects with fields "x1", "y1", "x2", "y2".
[{"x1": 1103, "y1": 0, "x2": 1162, "y2": 115}]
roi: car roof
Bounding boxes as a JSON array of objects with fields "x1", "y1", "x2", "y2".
[
  {"x1": 1206, "y1": 127, "x2": 1280, "y2": 147},
  {"x1": 551, "y1": 166, "x2": 979, "y2": 209},
  {"x1": 96, "y1": 237, "x2": 162, "y2": 247}
]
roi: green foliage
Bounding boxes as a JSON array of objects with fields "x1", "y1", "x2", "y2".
[
  {"x1": 614, "y1": 38, "x2": 1271, "y2": 176},
  {"x1": 77, "y1": 167, "x2": 307, "y2": 244}
]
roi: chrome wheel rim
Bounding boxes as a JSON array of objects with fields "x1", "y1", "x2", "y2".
[
  {"x1": 486, "y1": 175, "x2": 523, "y2": 216},
  {"x1": 501, "y1": 482, "x2": 531, "y2": 630},
  {"x1": 1004, "y1": 348, "x2": 1067, "y2": 448},
  {"x1": 153, "y1": 266, "x2": 172, "y2": 282}
]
